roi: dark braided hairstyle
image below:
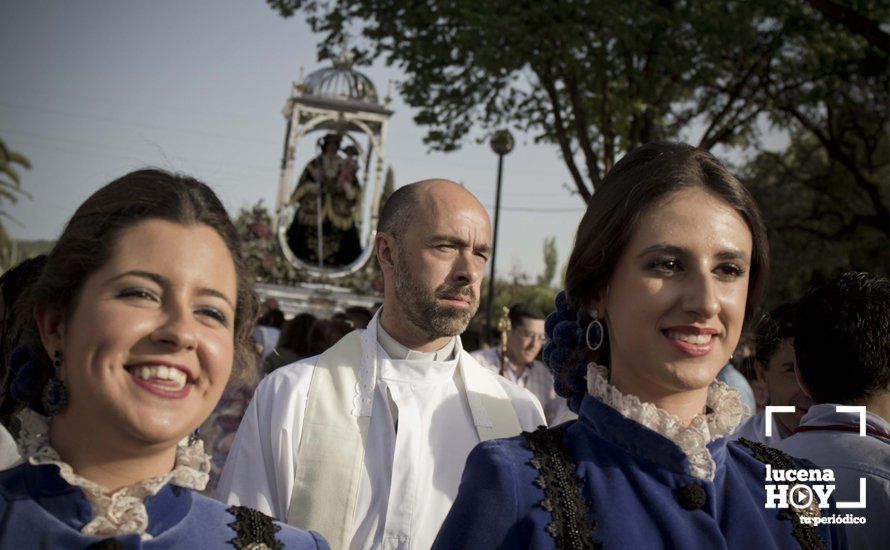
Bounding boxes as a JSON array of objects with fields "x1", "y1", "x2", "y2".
[
  {"x1": 0, "y1": 169, "x2": 259, "y2": 425},
  {"x1": 542, "y1": 142, "x2": 770, "y2": 412}
]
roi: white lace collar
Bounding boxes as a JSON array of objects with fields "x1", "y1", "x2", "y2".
[
  {"x1": 586, "y1": 363, "x2": 748, "y2": 481},
  {"x1": 17, "y1": 409, "x2": 211, "y2": 540}
]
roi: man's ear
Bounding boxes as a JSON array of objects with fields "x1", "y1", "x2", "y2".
[
  {"x1": 375, "y1": 233, "x2": 397, "y2": 273},
  {"x1": 33, "y1": 302, "x2": 65, "y2": 357},
  {"x1": 793, "y1": 362, "x2": 813, "y2": 399}
]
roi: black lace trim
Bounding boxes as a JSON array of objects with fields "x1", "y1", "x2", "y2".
[
  {"x1": 227, "y1": 505, "x2": 284, "y2": 550},
  {"x1": 523, "y1": 426, "x2": 601, "y2": 550},
  {"x1": 738, "y1": 438, "x2": 826, "y2": 550}
]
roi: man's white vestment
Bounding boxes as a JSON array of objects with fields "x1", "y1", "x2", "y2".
[{"x1": 217, "y1": 314, "x2": 545, "y2": 550}]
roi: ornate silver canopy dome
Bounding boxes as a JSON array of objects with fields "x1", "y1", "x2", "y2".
[
  {"x1": 301, "y1": 51, "x2": 379, "y2": 104},
  {"x1": 275, "y1": 50, "x2": 393, "y2": 278}
]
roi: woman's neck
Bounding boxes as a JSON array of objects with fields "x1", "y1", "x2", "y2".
[
  {"x1": 49, "y1": 417, "x2": 177, "y2": 493},
  {"x1": 609, "y1": 371, "x2": 709, "y2": 425}
]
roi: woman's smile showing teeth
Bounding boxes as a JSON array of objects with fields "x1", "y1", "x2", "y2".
[
  {"x1": 126, "y1": 363, "x2": 191, "y2": 398},
  {"x1": 664, "y1": 331, "x2": 713, "y2": 345},
  {"x1": 662, "y1": 327, "x2": 718, "y2": 356}
]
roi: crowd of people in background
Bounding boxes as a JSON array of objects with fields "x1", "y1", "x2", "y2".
[
  {"x1": 185, "y1": 264, "x2": 886, "y2": 549},
  {"x1": 0, "y1": 144, "x2": 885, "y2": 549}
]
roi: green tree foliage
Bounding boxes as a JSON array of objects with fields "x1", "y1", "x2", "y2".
[
  {"x1": 744, "y1": 123, "x2": 889, "y2": 305},
  {"x1": 0, "y1": 139, "x2": 32, "y2": 251},
  {"x1": 269, "y1": 1, "x2": 887, "y2": 202},
  {"x1": 749, "y1": 1, "x2": 888, "y2": 238},
  {"x1": 471, "y1": 238, "x2": 560, "y2": 344},
  {"x1": 739, "y1": 0, "x2": 889, "y2": 304},
  {"x1": 536, "y1": 236, "x2": 558, "y2": 288},
  {"x1": 381, "y1": 166, "x2": 395, "y2": 207},
  {"x1": 271, "y1": 0, "x2": 888, "y2": 308}
]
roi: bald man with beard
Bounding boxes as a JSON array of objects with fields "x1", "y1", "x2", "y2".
[{"x1": 218, "y1": 180, "x2": 545, "y2": 550}]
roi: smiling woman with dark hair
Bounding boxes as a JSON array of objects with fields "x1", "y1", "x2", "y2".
[
  {"x1": 435, "y1": 143, "x2": 846, "y2": 549},
  {"x1": 0, "y1": 170, "x2": 327, "y2": 549}
]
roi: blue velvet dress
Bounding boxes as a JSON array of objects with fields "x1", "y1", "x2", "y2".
[
  {"x1": 0, "y1": 461, "x2": 328, "y2": 549},
  {"x1": 434, "y1": 389, "x2": 848, "y2": 549}
]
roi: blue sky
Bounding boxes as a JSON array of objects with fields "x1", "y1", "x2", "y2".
[{"x1": 2, "y1": 1, "x2": 612, "y2": 280}]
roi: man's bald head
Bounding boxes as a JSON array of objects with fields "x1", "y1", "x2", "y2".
[
  {"x1": 375, "y1": 178, "x2": 491, "y2": 349},
  {"x1": 378, "y1": 179, "x2": 488, "y2": 239}
]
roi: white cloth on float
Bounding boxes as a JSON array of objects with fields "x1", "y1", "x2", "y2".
[{"x1": 217, "y1": 313, "x2": 545, "y2": 550}]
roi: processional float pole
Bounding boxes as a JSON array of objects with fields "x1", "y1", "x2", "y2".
[
  {"x1": 316, "y1": 189, "x2": 324, "y2": 270},
  {"x1": 497, "y1": 306, "x2": 512, "y2": 376},
  {"x1": 485, "y1": 130, "x2": 514, "y2": 343}
]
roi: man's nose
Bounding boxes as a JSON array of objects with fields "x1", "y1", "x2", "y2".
[{"x1": 451, "y1": 250, "x2": 483, "y2": 286}]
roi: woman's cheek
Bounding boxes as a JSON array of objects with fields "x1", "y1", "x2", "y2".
[{"x1": 199, "y1": 329, "x2": 236, "y2": 379}]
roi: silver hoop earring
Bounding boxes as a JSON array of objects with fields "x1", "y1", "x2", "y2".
[{"x1": 585, "y1": 311, "x2": 604, "y2": 351}]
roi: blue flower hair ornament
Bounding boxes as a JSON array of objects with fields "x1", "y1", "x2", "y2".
[
  {"x1": 542, "y1": 290, "x2": 590, "y2": 413},
  {"x1": 8, "y1": 345, "x2": 49, "y2": 414}
]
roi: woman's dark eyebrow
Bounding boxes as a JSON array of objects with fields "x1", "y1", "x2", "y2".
[
  {"x1": 108, "y1": 270, "x2": 235, "y2": 309},
  {"x1": 637, "y1": 244, "x2": 749, "y2": 262},
  {"x1": 715, "y1": 249, "x2": 749, "y2": 262},
  {"x1": 108, "y1": 270, "x2": 165, "y2": 286},
  {"x1": 637, "y1": 244, "x2": 685, "y2": 258}
]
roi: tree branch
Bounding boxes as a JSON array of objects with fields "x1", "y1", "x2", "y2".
[
  {"x1": 537, "y1": 66, "x2": 592, "y2": 202},
  {"x1": 564, "y1": 67, "x2": 602, "y2": 186},
  {"x1": 805, "y1": 0, "x2": 889, "y2": 53},
  {"x1": 781, "y1": 103, "x2": 889, "y2": 235}
]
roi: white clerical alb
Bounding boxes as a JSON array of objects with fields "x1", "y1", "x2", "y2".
[{"x1": 217, "y1": 312, "x2": 545, "y2": 550}]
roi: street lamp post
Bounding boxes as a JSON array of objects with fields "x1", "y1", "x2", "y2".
[{"x1": 485, "y1": 129, "x2": 514, "y2": 342}]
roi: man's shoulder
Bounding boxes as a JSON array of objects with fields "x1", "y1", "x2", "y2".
[
  {"x1": 471, "y1": 354, "x2": 543, "y2": 409},
  {"x1": 256, "y1": 356, "x2": 321, "y2": 395},
  {"x1": 464, "y1": 350, "x2": 503, "y2": 377},
  {"x1": 777, "y1": 430, "x2": 890, "y2": 478},
  {"x1": 253, "y1": 330, "x2": 366, "y2": 399},
  {"x1": 529, "y1": 359, "x2": 554, "y2": 380},
  {"x1": 464, "y1": 353, "x2": 527, "y2": 394},
  {"x1": 468, "y1": 347, "x2": 498, "y2": 368}
]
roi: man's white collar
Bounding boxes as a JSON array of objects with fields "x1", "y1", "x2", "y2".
[
  {"x1": 353, "y1": 311, "x2": 464, "y2": 416},
  {"x1": 376, "y1": 319, "x2": 456, "y2": 361}
]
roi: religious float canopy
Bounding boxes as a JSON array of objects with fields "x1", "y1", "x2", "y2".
[{"x1": 275, "y1": 51, "x2": 393, "y2": 277}]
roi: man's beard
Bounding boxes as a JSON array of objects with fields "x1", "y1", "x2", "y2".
[{"x1": 393, "y1": 252, "x2": 478, "y2": 339}]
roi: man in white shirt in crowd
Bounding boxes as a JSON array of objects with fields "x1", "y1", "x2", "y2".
[
  {"x1": 777, "y1": 272, "x2": 890, "y2": 550},
  {"x1": 472, "y1": 303, "x2": 572, "y2": 424},
  {"x1": 732, "y1": 302, "x2": 810, "y2": 446},
  {"x1": 217, "y1": 179, "x2": 545, "y2": 550}
]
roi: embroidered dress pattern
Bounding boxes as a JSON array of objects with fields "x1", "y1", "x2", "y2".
[
  {"x1": 16, "y1": 409, "x2": 210, "y2": 540},
  {"x1": 226, "y1": 505, "x2": 283, "y2": 550},
  {"x1": 587, "y1": 363, "x2": 747, "y2": 480},
  {"x1": 523, "y1": 426, "x2": 601, "y2": 550},
  {"x1": 739, "y1": 438, "x2": 825, "y2": 550}
]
